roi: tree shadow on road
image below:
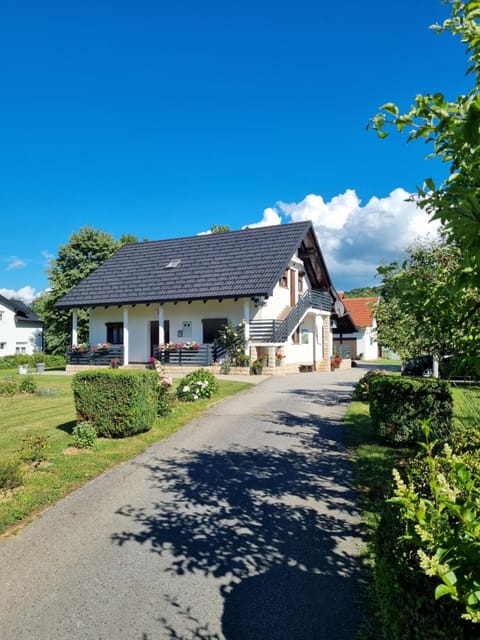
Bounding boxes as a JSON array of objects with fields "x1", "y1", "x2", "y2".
[{"x1": 113, "y1": 413, "x2": 368, "y2": 639}]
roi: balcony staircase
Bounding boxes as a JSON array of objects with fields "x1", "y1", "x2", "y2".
[{"x1": 249, "y1": 290, "x2": 332, "y2": 343}]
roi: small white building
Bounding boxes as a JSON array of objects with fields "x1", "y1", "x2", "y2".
[
  {"x1": 333, "y1": 295, "x2": 379, "y2": 360},
  {"x1": 0, "y1": 295, "x2": 44, "y2": 356}
]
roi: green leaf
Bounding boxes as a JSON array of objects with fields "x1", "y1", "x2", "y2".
[
  {"x1": 443, "y1": 571, "x2": 458, "y2": 588},
  {"x1": 435, "y1": 584, "x2": 454, "y2": 600},
  {"x1": 381, "y1": 102, "x2": 399, "y2": 117}
]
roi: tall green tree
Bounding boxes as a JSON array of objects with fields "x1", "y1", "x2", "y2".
[
  {"x1": 36, "y1": 226, "x2": 132, "y2": 354},
  {"x1": 375, "y1": 237, "x2": 474, "y2": 361},
  {"x1": 369, "y1": 0, "x2": 480, "y2": 372}
]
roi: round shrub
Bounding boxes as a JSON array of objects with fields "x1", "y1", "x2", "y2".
[
  {"x1": 72, "y1": 422, "x2": 97, "y2": 449},
  {"x1": 72, "y1": 370, "x2": 158, "y2": 438},
  {"x1": 19, "y1": 375, "x2": 37, "y2": 394},
  {"x1": 369, "y1": 376, "x2": 453, "y2": 446},
  {"x1": 352, "y1": 369, "x2": 387, "y2": 401},
  {"x1": 176, "y1": 368, "x2": 218, "y2": 402}
]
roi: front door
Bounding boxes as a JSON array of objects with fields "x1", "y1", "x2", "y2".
[{"x1": 150, "y1": 320, "x2": 170, "y2": 357}]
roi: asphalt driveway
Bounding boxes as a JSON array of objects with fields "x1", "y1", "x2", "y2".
[{"x1": 0, "y1": 367, "x2": 368, "y2": 639}]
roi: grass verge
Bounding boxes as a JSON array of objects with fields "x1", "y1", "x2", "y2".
[{"x1": 0, "y1": 374, "x2": 252, "y2": 536}]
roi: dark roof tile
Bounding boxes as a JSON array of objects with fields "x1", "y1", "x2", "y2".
[{"x1": 56, "y1": 222, "x2": 333, "y2": 308}]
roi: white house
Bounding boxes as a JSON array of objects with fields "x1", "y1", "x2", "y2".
[
  {"x1": 56, "y1": 222, "x2": 356, "y2": 373},
  {"x1": 333, "y1": 295, "x2": 379, "y2": 360},
  {"x1": 0, "y1": 295, "x2": 44, "y2": 356}
]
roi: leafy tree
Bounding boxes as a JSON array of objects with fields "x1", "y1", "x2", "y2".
[
  {"x1": 210, "y1": 224, "x2": 230, "y2": 233},
  {"x1": 374, "y1": 237, "x2": 474, "y2": 361},
  {"x1": 369, "y1": 0, "x2": 480, "y2": 373},
  {"x1": 36, "y1": 226, "x2": 126, "y2": 354},
  {"x1": 343, "y1": 286, "x2": 382, "y2": 298}
]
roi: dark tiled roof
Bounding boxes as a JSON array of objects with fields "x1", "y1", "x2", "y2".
[
  {"x1": 0, "y1": 295, "x2": 42, "y2": 324},
  {"x1": 56, "y1": 222, "x2": 333, "y2": 309}
]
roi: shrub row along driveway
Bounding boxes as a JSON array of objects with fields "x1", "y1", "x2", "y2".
[{"x1": 0, "y1": 368, "x2": 367, "y2": 639}]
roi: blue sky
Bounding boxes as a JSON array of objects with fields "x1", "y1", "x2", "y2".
[{"x1": 0, "y1": 0, "x2": 471, "y2": 301}]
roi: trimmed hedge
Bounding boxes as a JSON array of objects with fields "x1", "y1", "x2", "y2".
[
  {"x1": 72, "y1": 370, "x2": 158, "y2": 437},
  {"x1": 369, "y1": 375, "x2": 453, "y2": 445},
  {"x1": 0, "y1": 354, "x2": 66, "y2": 370},
  {"x1": 352, "y1": 369, "x2": 387, "y2": 402}
]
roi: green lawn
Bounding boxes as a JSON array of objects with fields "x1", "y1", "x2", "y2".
[{"x1": 0, "y1": 373, "x2": 252, "y2": 536}]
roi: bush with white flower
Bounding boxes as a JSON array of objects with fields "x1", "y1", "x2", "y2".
[{"x1": 176, "y1": 368, "x2": 218, "y2": 402}]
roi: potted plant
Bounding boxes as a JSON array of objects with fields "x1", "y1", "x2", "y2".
[
  {"x1": 331, "y1": 353, "x2": 342, "y2": 370},
  {"x1": 275, "y1": 351, "x2": 285, "y2": 365},
  {"x1": 110, "y1": 358, "x2": 121, "y2": 369},
  {"x1": 251, "y1": 354, "x2": 268, "y2": 375}
]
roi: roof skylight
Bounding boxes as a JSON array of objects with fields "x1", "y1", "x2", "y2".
[{"x1": 163, "y1": 259, "x2": 181, "y2": 269}]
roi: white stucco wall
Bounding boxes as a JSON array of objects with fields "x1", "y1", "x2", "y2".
[
  {"x1": 0, "y1": 302, "x2": 43, "y2": 356},
  {"x1": 256, "y1": 254, "x2": 312, "y2": 320},
  {"x1": 89, "y1": 299, "x2": 254, "y2": 363}
]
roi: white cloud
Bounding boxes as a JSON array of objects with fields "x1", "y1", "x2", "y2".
[
  {"x1": 6, "y1": 257, "x2": 26, "y2": 271},
  {"x1": 41, "y1": 250, "x2": 55, "y2": 262},
  {"x1": 0, "y1": 286, "x2": 40, "y2": 304},
  {"x1": 243, "y1": 207, "x2": 282, "y2": 229},
  {"x1": 258, "y1": 188, "x2": 441, "y2": 290}
]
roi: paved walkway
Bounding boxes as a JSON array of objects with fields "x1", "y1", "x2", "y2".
[{"x1": 0, "y1": 367, "x2": 368, "y2": 639}]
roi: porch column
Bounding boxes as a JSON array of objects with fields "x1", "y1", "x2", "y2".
[
  {"x1": 123, "y1": 307, "x2": 129, "y2": 366},
  {"x1": 243, "y1": 299, "x2": 250, "y2": 355},
  {"x1": 323, "y1": 315, "x2": 331, "y2": 361},
  {"x1": 158, "y1": 305, "x2": 165, "y2": 346},
  {"x1": 72, "y1": 310, "x2": 78, "y2": 346}
]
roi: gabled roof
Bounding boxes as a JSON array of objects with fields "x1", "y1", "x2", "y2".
[
  {"x1": 342, "y1": 297, "x2": 378, "y2": 328},
  {"x1": 0, "y1": 295, "x2": 42, "y2": 324},
  {"x1": 56, "y1": 221, "x2": 340, "y2": 309}
]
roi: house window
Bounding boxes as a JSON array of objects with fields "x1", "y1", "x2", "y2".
[
  {"x1": 292, "y1": 327, "x2": 300, "y2": 344},
  {"x1": 202, "y1": 318, "x2": 227, "y2": 344},
  {"x1": 298, "y1": 272, "x2": 305, "y2": 294},
  {"x1": 106, "y1": 322, "x2": 124, "y2": 345},
  {"x1": 0, "y1": 342, "x2": 6, "y2": 350},
  {"x1": 280, "y1": 270, "x2": 289, "y2": 288},
  {"x1": 15, "y1": 343, "x2": 27, "y2": 354},
  {"x1": 0, "y1": 311, "x2": 3, "y2": 321}
]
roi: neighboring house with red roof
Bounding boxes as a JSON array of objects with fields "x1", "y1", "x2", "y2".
[
  {"x1": 56, "y1": 222, "x2": 356, "y2": 373},
  {"x1": 333, "y1": 295, "x2": 379, "y2": 360},
  {"x1": 0, "y1": 295, "x2": 44, "y2": 356}
]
